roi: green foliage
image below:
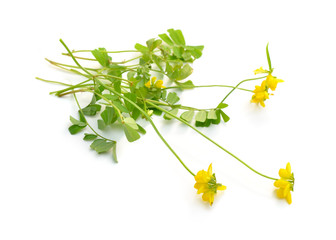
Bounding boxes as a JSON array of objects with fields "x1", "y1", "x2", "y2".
[
  {"x1": 166, "y1": 92, "x2": 180, "y2": 105},
  {"x1": 91, "y1": 48, "x2": 111, "y2": 67}
]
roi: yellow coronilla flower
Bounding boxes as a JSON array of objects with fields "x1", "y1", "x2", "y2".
[
  {"x1": 254, "y1": 67, "x2": 269, "y2": 75},
  {"x1": 145, "y1": 76, "x2": 166, "y2": 89},
  {"x1": 251, "y1": 80, "x2": 269, "y2": 107},
  {"x1": 266, "y1": 74, "x2": 284, "y2": 91},
  {"x1": 194, "y1": 163, "x2": 226, "y2": 206},
  {"x1": 274, "y1": 163, "x2": 294, "y2": 204}
]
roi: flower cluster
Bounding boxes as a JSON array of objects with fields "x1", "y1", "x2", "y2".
[
  {"x1": 274, "y1": 163, "x2": 294, "y2": 204},
  {"x1": 194, "y1": 163, "x2": 226, "y2": 206},
  {"x1": 145, "y1": 76, "x2": 166, "y2": 89},
  {"x1": 251, "y1": 67, "x2": 284, "y2": 107}
]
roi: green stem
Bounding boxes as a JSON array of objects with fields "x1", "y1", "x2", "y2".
[
  {"x1": 36, "y1": 77, "x2": 73, "y2": 87},
  {"x1": 147, "y1": 102, "x2": 277, "y2": 181},
  {"x1": 218, "y1": 76, "x2": 266, "y2": 104},
  {"x1": 59, "y1": 39, "x2": 93, "y2": 77},
  {"x1": 70, "y1": 49, "x2": 139, "y2": 54},
  {"x1": 50, "y1": 79, "x2": 93, "y2": 96},
  {"x1": 165, "y1": 85, "x2": 253, "y2": 92},
  {"x1": 95, "y1": 79, "x2": 195, "y2": 176}
]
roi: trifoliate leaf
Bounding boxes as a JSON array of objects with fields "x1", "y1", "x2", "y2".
[
  {"x1": 101, "y1": 106, "x2": 115, "y2": 125},
  {"x1": 167, "y1": 29, "x2": 186, "y2": 46},
  {"x1": 97, "y1": 119, "x2": 106, "y2": 130},
  {"x1": 90, "y1": 139, "x2": 115, "y2": 154},
  {"x1": 167, "y1": 92, "x2": 180, "y2": 105},
  {"x1": 91, "y1": 48, "x2": 110, "y2": 67},
  {"x1": 175, "y1": 80, "x2": 195, "y2": 89},
  {"x1": 82, "y1": 104, "x2": 101, "y2": 116},
  {"x1": 124, "y1": 117, "x2": 138, "y2": 130},
  {"x1": 176, "y1": 64, "x2": 193, "y2": 80},
  {"x1": 134, "y1": 43, "x2": 149, "y2": 53},
  {"x1": 158, "y1": 33, "x2": 174, "y2": 46},
  {"x1": 123, "y1": 124, "x2": 140, "y2": 142}
]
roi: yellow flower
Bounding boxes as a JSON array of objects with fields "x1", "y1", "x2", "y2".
[
  {"x1": 266, "y1": 74, "x2": 284, "y2": 91},
  {"x1": 254, "y1": 67, "x2": 269, "y2": 75},
  {"x1": 251, "y1": 80, "x2": 269, "y2": 107},
  {"x1": 194, "y1": 163, "x2": 226, "y2": 206},
  {"x1": 274, "y1": 163, "x2": 294, "y2": 204},
  {"x1": 145, "y1": 76, "x2": 165, "y2": 89}
]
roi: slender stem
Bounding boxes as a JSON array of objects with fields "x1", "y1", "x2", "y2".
[
  {"x1": 46, "y1": 58, "x2": 98, "y2": 71},
  {"x1": 218, "y1": 76, "x2": 266, "y2": 104},
  {"x1": 165, "y1": 85, "x2": 253, "y2": 92},
  {"x1": 50, "y1": 79, "x2": 93, "y2": 95},
  {"x1": 36, "y1": 77, "x2": 72, "y2": 87},
  {"x1": 59, "y1": 39, "x2": 93, "y2": 77},
  {"x1": 62, "y1": 53, "x2": 97, "y2": 61},
  {"x1": 58, "y1": 88, "x2": 93, "y2": 97},
  {"x1": 70, "y1": 49, "x2": 139, "y2": 54},
  {"x1": 147, "y1": 102, "x2": 277, "y2": 181},
  {"x1": 95, "y1": 79, "x2": 195, "y2": 176},
  {"x1": 73, "y1": 93, "x2": 115, "y2": 143}
]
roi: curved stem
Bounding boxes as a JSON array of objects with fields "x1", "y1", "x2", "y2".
[
  {"x1": 218, "y1": 76, "x2": 266, "y2": 104},
  {"x1": 70, "y1": 49, "x2": 139, "y2": 54},
  {"x1": 95, "y1": 79, "x2": 195, "y2": 176},
  {"x1": 147, "y1": 102, "x2": 277, "y2": 181},
  {"x1": 36, "y1": 77, "x2": 73, "y2": 87}
]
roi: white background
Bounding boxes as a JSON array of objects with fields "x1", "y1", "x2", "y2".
[{"x1": 1, "y1": 0, "x2": 335, "y2": 239}]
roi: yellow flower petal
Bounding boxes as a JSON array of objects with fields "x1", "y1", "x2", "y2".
[
  {"x1": 274, "y1": 179, "x2": 290, "y2": 188},
  {"x1": 279, "y1": 169, "x2": 292, "y2": 179},
  {"x1": 276, "y1": 188, "x2": 285, "y2": 198},
  {"x1": 145, "y1": 80, "x2": 151, "y2": 88},
  {"x1": 151, "y1": 76, "x2": 157, "y2": 85},
  {"x1": 286, "y1": 192, "x2": 292, "y2": 205},
  {"x1": 154, "y1": 80, "x2": 165, "y2": 89},
  {"x1": 286, "y1": 162, "x2": 291, "y2": 173},
  {"x1": 254, "y1": 67, "x2": 268, "y2": 75},
  {"x1": 207, "y1": 163, "x2": 213, "y2": 175},
  {"x1": 217, "y1": 185, "x2": 226, "y2": 191}
]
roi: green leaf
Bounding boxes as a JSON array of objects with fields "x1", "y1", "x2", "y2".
[
  {"x1": 210, "y1": 110, "x2": 221, "y2": 125},
  {"x1": 186, "y1": 45, "x2": 204, "y2": 59},
  {"x1": 124, "y1": 117, "x2": 138, "y2": 130},
  {"x1": 220, "y1": 110, "x2": 230, "y2": 123},
  {"x1": 100, "y1": 106, "x2": 115, "y2": 125},
  {"x1": 103, "y1": 94, "x2": 119, "y2": 101},
  {"x1": 82, "y1": 104, "x2": 101, "y2": 116},
  {"x1": 123, "y1": 92, "x2": 137, "y2": 111},
  {"x1": 134, "y1": 43, "x2": 149, "y2": 53},
  {"x1": 68, "y1": 125, "x2": 86, "y2": 135},
  {"x1": 131, "y1": 107, "x2": 141, "y2": 120},
  {"x1": 113, "y1": 80, "x2": 122, "y2": 94},
  {"x1": 177, "y1": 64, "x2": 193, "y2": 80},
  {"x1": 180, "y1": 110, "x2": 194, "y2": 122},
  {"x1": 166, "y1": 92, "x2": 180, "y2": 104},
  {"x1": 90, "y1": 139, "x2": 115, "y2": 154},
  {"x1": 173, "y1": 46, "x2": 183, "y2": 58},
  {"x1": 83, "y1": 134, "x2": 97, "y2": 141},
  {"x1": 152, "y1": 55, "x2": 164, "y2": 72},
  {"x1": 167, "y1": 29, "x2": 185, "y2": 46},
  {"x1": 163, "y1": 108, "x2": 178, "y2": 120},
  {"x1": 175, "y1": 80, "x2": 195, "y2": 89},
  {"x1": 136, "y1": 124, "x2": 146, "y2": 134},
  {"x1": 195, "y1": 111, "x2": 207, "y2": 122},
  {"x1": 207, "y1": 110, "x2": 217, "y2": 120},
  {"x1": 112, "y1": 142, "x2": 117, "y2": 163},
  {"x1": 97, "y1": 119, "x2": 106, "y2": 130},
  {"x1": 158, "y1": 33, "x2": 174, "y2": 46},
  {"x1": 112, "y1": 101, "x2": 129, "y2": 113},
  {"x1": 123, "y1": 124, "x2": 140, "y2": 142},
  {"x1": 91, "y1": 48, "x2": 110, "y2": 67},
  {"x1": 217, "y1": 103, "x2": 229, "y2": 109},
  {"x1": 70, "y1": 116, "x2": 86, "y2": 127}
]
